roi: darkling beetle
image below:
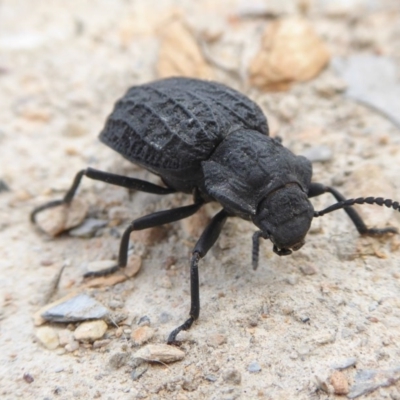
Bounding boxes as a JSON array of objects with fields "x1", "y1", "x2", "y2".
[{"x1": 31, "y1": 77, "x2": 399, "y2": 344}]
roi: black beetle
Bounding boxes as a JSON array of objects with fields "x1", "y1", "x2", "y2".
[{"x1": 31, "y1": 77, "x2": 399, "y2": 343}]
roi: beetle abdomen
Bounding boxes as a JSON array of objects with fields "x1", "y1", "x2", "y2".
[{"x1": 99, "y1": 78, "x2": 269, "y2": 183}]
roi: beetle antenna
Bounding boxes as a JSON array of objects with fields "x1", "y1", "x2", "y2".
[{"x1": 314, "y1": 196, "x2": 400, "y2": 217}]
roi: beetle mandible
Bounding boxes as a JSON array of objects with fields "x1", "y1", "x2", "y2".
[{"x1": 31, "y1": 77, "x2": 399, "y2": 344}]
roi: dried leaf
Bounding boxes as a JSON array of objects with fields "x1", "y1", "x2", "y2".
[
  {"x1": 249, "y1": 17, "x2": 330, "y2": 91},
  {"x1": 157, "y1": 17, "x2": 213, "y2": 79}
]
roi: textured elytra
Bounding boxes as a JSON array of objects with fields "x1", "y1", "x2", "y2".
[{"x1": 99, "y1": 77, "x2": 269, "y2": 177}]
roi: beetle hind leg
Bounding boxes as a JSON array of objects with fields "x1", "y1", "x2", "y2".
[{"x1": 31, "y1": 167, "x2": 176, "y2": 224}]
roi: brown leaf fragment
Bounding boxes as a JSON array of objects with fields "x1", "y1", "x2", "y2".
[
  {"x1": 83, "y1": 255, "x2": 141, "y2": 288},
  {"x1": 157, "y1": 17, "x2": 213, "y2": 79},
  {"x1": 83, "y1": 274, "x2": 127, "y2": 288},
  {"x1": 249, "y1": 17, "x2": 330, "y2": 91}
]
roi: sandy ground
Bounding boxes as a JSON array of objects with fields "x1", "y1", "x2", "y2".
[{"x1": 1, "y1": 1, "x2": 400, "y2": 399}]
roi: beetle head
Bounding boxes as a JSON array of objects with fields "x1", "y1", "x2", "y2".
[{"x1": 252, "y1": 185, "x2": 314, "y2": 255}]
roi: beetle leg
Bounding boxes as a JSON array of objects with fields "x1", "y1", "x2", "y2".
[
  {"x1": 308, "y1": 182, "x2": 398, "y2": 236},
  {"x1": 167, "y1": 209, "x2": 228, "y2": 344},
  {"x1": 84, "y1": 202, "x2": 205, "y2": 277},
  {"x1": 31, "y1": 167, "x2": 176, "y2": 223}
]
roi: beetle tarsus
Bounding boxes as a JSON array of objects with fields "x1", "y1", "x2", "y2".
[
  {"x1": 167, "y1": 316, "x2": 195, "y2": 345},
  {"x1": 30, "y1": 199, "x2": 66, "y2": 223}
]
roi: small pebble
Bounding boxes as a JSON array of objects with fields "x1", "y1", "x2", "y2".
[
  {"x1": 315, "y1": 374, "x2": 331, "y2": 393},
  {"x1": 23, "y1": 373, "x2": 34, "y2": 383},
  {"x1": 137, "y1": 315, "x2": 151, "y2": 326},
  {"x1": 299, "y1": 315, "x2": 310, "y2": 324},
  {"x1": 158, "y1": 312, "x2": 172, "y2": 324},
  {"x1": 182, "y1": 377, "x2": 199, "y2": 392},
  {"x1": 300, "y1": 264, "x2": 317, "y2": 275},
  {"x1": 313, "y1": 333, "x2": 335, "y2": 345},
  {"x1": 222, "y1": 369, "x2": 241, "y2": 385},
  {"x1": 109, "y1": 352, "x2": 130, "y2": 369},
  {"x1": 40, "y1": 294, "x2": 109, "y2": 323},
  {"x1": 131, "y1": 326, "x2": 155, "y2": 346},
  {"x1": 108, "y1": 299, "x2": 124, "y2": 309},
  {"x1": 131, "y1": 363, "x2": 148, "y2": 380},
  {"x1": 314, "y1": 74, "x2": 347, "y2": 97},
  {"x1": 159, "y1": 276, "x2": 172, "y2": 289},
  {"x1": 248, "y1": 361, "x2": 261, "y2": 373},
  {"x1": 207, "y1": 333, "x2": 227, "y2": 348},
  {"x1": 93, "y1": 339, "x2": 111, "y2": 349},
  {"x1": 12, "y1": 190, "x2": 32, "y2": 202},
  {"x1": 301, "y1": 145, "x2": 333, "y2": 163},
  {"x1": 69, "y1": 218, "x2": 108, "y2": 238},
  {"x1": 58, "y1": 329, "x2": 74, "y2": 346},
  {"x1": 65, "y1": 340, "x2": 79, "y2": 352},
  {"x1": 74, "y1": 320, "x2": 108, "y2": 341},
  {"x1": 107, "y1": 311, "x2": 128, "y2": 325},
  {"x1": 330, "y1": 370, "x2": 349, "y2": 395},
  {"x1": 277, "y1": 95, "x2": 299, "y2": 120},
  {"x1": 34, "y1": 197, "x2": 88, "y2": 236},
  {"x1": 86, "y1": 260, "x2": 116, "y2": 274},
  {"x1": 368, "y1": 301, "x2": 379, "y2": 312},
  {"x1": 36, "y1": 326, "x2": 59, "y2": 350},
  {"x1": 341, "y1": 328, "x2": 353, "y2": 339},
  {"x1": 40, "y1": 259, "x2": 54, "y2": 267},
  {"x1": 115, "y1": 326, "x2": 123, "y2": 338},
  {"x1": 285, "y1": 274, "x2": 298, "y2": 285},
  {"x1": 331, "y1": 357, "x2": 357, "y2": 370},
  {"x1": 134, "y1": 344, "x2": 185, "y2": 363},
  {"x1": 63, "y1": 121, "x2": 87, "y2": 137}
]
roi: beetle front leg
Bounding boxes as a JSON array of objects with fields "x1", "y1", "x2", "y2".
[
  {"x1": 308, "y1": 183, "x2": 398, "y2": 235},
  {"x1": 167, "y1": 209, "x2": 228, "y2": 344}
]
